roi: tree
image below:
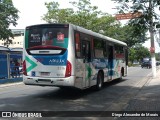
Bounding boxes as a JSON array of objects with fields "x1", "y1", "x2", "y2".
[
  {"x1": 42, "y1": 1, "x2": 74, "y2": 24},
  {"x1": 0, "y1": 0, "x2": 19, "y2": 47},
  {"x1": 155, "y1": 53, "x2": 160, "y2": 61},
  {"x1": 135, "y1": 44, "x2": 150, "y2": 62},
  {"x1": 43, "y1": 0, "x2": 150, "y2": 47},
  {"x1": 129, "y1": 47, "x2": 137, "y2": 64},
  {"x1": 42, "y1": 0, "x2": 120, "y2": 35},
  {"x1": 129, "y1": 44, "x2": 150, "y2": 64},
  {"x1": 112, "y1": 24, "x2": 148, "y2": 47}
]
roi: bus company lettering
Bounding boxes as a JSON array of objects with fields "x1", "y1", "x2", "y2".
[{"x1": 49, "y1": 59, "x2": 65, "y2": 64}]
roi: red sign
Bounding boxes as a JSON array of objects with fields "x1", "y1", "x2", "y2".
[
  {"x1": 115, "y1": 12, "x2": 142, "y2": 20},
  {"x1": 115, "y1": 53, "x2": 124, "y2": 59},
  {"x1": 150, "y1": 47, "x2": 155, "y2": 53}
]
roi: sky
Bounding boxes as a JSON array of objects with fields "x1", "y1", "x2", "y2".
[
  {"x1": 9, "y1": 0, "x2": 160, "y2": 52},
  {"x1": 10, "y1": 0, "x2": 118, "y2": 29}
]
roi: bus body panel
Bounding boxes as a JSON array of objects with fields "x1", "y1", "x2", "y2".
[{"x1": 24, "y1": 50, "x2": 68, "y2": 77}]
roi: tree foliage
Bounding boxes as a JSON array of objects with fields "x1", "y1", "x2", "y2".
[
  {"x1": 116, "y1": 24, "x2": 149, "y2": 47},
  {"x1": 129, "y1": 44, "x2": 150, "y2": 63},
  {"x1": 43, "y1": 0, "x2": 123, "y2": 37},
  {"x1": 43, "y1": 0, "x2": 151, "y2": 47},
  {"x1": 43, "y1": 0, "x2": 109, "y2": 29},
  {"x1": 155, "y1": 53, "x2": 160, "y2": 61},
  {"x1": 0, "y1": 0, "x2": 19, "y2": 47},
  {"x1": 115, "y1": 0, "x2": 160, "y2": 46}
]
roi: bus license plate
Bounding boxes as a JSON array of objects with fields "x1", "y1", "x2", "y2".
[{"x1": 41, "y1": 72, "x2": 50, "y2": 76}]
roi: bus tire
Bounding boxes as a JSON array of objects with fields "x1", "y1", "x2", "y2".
[
  {"x1": 119, "y1": 68, "x2": 124, "y2": 81},
  {"x1": 96, "y1": 72, "x2": 103, "y2": 90}
]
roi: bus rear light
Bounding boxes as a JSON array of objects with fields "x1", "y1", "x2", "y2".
[
  {"x1": 65, "y1": 60, "x2": 72, "y2": 77},
  {"x1": 22, "y1": 60, "x2": 27, "y2": 76}
]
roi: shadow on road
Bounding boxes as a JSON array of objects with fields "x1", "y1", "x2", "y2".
[
  {"x1": 33, "y1": 78, "x2": 128, "y2": 100},
  {"x1": 0, "y1": 73, "x2": 156, "y2": 115}
]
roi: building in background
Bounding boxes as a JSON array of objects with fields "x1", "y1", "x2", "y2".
[{"x1": 0, "y1": 29, "x2": 24, "y2": 48}]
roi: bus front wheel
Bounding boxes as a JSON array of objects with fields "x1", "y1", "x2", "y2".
[
  {"x1": 96, "y1": 72, "x2": 103, "y2": 90},
  {"x1": 119, "y1": 68, "x2": 124, "y2": 81}
]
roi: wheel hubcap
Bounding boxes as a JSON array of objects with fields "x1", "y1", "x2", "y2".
[{"x1": 98, "y1": 76, "x2": 102, "y2": 88}]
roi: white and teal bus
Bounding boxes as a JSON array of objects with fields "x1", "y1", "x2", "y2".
[{"x1": 23, "y1": 24, "x2": 128, "y2": 90}]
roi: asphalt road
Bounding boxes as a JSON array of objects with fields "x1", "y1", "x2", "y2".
[{"x1": 0, "y1": 66, "x2": 152, "y2": 119}]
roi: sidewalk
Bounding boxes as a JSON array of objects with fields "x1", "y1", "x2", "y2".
[
  {"x1": 124, "y1": 68, "x2": 160, "y2": 111},
  {"x1": 145, "y1": 68, "x2": 160, "y2": 87}
]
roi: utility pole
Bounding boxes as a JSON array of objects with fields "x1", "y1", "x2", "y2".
[{"x1": 149, "y1": 0, "x2": 156, "y2": 78}]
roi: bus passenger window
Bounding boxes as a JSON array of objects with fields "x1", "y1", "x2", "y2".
[
  {"x1": 82, "y1": 44, "x2": 86, "y2": 57},
  {"x1": 82, "y1": 41, "x2": 91, "y2": 62},
  {"x1": 93, "y1": 38, "x2": 104, "y2": 58},
  {"x1": 103, "y1": 42, "x2": 108, "y2": 58}
]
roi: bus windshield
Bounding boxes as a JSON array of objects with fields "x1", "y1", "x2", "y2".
[{"x1": 25, "y1": 26, "x2": 69, "y2": 49}]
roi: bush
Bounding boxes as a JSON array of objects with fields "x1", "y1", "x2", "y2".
[{"x1": 128, "y1": 62, "x2": 132, "y2": 67}]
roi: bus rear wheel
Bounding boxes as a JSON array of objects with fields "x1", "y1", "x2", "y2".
[{"x1": 96, "y1": 72, "x2": 103, "y2": 90}]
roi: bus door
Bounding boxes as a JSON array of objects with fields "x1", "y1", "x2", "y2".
[
  {"x1": 82, "y1": 40, "x2": 91, "y2": 88},
  {"x1": 108, "y1": 45, "x2": 114, "y2": 80}
]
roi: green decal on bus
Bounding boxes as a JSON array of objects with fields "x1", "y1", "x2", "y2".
[{"x1": 25, "y1": 56, "x2": 37, "y2": 72}]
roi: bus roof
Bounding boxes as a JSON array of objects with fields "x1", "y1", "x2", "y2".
[
  {"x1": 26, "y1": 23, "x2": 127, "y2": 46},
  {"x1": 26, "y1": 24, "x2": 69, "y2": 29},
  {"x1": 71, "y1": 24, "x2": 127, "y2": 46}
]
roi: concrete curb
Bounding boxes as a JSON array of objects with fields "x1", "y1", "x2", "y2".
[
  {"x1": 0, "y1": 77, "x2": 22, "y2": 84},
  {"x1": 0, "y1": 82, "x2": 23, "y2": 88}
]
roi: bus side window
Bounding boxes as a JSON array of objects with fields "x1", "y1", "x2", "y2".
[
  {"x1": 104, "y1": 41, "x2": 108, "y2": 58},
  {"x1": 82, "y1": 43, "x2": 86, "y2": 57},
  {"x1": 82, "y1": 41, "x2": 91, "y2": 62},
  {"x1": 93, "y1": 38, "x2": 104, "y2": 58}
]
